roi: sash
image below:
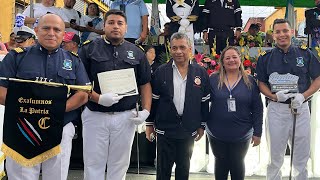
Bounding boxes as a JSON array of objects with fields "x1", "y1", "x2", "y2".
[
  {"x1": 81, "y1": 17, "x2": 102, "y2": 42},
  {"x1": 1, "y1": 81, "x2": 68, "y2": 167}
]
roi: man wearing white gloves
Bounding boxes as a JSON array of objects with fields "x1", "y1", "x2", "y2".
[
  {"x1": 79, "y1": 9, "x2": 152, "y2": 180},
  {"x1": 256, "y1": 19, "x2": 320, "y2": 180}
]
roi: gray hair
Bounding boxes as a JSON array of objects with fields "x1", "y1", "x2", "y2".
[{"x1": 170, "y1": 32, "x2": 191, "y2": 46}]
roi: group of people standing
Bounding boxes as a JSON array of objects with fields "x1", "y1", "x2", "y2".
[{"x1": 0, "y1": 1, "x2": 319, "y2": 180}]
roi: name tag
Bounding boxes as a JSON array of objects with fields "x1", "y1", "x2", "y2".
[{"x1": 227, "y1": 98, "x2": 236, "y2": 112}]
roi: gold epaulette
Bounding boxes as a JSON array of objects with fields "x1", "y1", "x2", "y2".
[
  {"x1": 260, "y1": 51, "x2": 267, "y2": 56},
  {"x1": 70, "y1": 51, "x2": 78, "y2": 57},
  {"x1": 187, "y1": 15, "x2": 198, "y2": 22},
  {"x1": 300, "y1": 44, "x2": 308, "y2": 50},
  {"x1": 82, "y1": 40, "x2": 91, "y2": 46},
  {"x1": 13, "y1": 47, "x2": 25, "y2": 53},
  {"x1": 136, "y1": 44, "x2": 144, "y2": 52}
]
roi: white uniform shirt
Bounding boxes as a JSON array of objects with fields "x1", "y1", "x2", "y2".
[
  {"x1": 80, "y1": 15, "x2": 104, "y2": 41},
  {"x1": 61, "y1": 8, "x2": 80, "y2": 35},
  {"x1": 172, "y1": 61, "x2": 187, "y2": 116},
  {"x1": 22, "y1": 3, "x2": 68, "y2": 22}
]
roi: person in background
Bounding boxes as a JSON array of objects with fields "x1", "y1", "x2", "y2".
[
  {"x1": 305, "y1": 0, "x2": 320, "y2": 47},
  {"x1": 21, "y1": 0, "x2": 69, "y2": 27},
  {"x1": 72, "y1": 3, "x2": 104, "y2": 42},
  {"x1": 62, "y1": 32, "x2": 80, "y2": 53},
  {"x1": 144, "y1": 45, "x2": 161, "y2": 77},
  {"x1": 234, "y1": 27, "x2": 242, "y2": 45},
  {"x1": 79, "y1": 9, "x2": 151, "y2": 180},
  {"x1": 61, "y1": 0, "x2": 81, "y2": 35},
  {"x1": 256, "y1": 18, "x2": 320, "y2": 180},
  {"x1": 240, "y1": 23, "x2": 264, "y2": 47},
  {"x1": 202, "y1": 0, "x2": 242, "y2": 54},
  {"x1": 206, "y1": 46, "x2": 263, "y2": 180},
  {"x1": 146, "y1": 32, "x2": 210, "y2": 180},
  {"x1": 111, "y1": 0, "x2": 149, "y2": 44},
  {"x1": 4, "y1": 32, "x2": 16, "y2": 51},
  {"x1": 13, "y1": 26, "x2": 37, "y2": 48}
]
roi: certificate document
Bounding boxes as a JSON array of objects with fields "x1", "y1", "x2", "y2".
[{"x1": 97, "y1": 68, "x2": 139, "y2": 97}]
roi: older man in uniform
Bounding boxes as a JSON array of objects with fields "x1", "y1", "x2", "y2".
[
  {"x1": 256, "y1": 19, "x2": 320, "y2": 180},
  {"x1": 0, "y1": 14, "x2": 90, "y2": 180},
  {"x1": 79, "y1": 9, "x2": 152, "y2": 180},
  {"x1": 146, "y1": 32, "x2": 210, "y2": 180}
]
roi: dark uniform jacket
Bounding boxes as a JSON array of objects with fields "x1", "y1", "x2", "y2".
[
  {"x1": 256, "y1": 45, "x2": 320, "y2": 94},
  {"x1": 305, "y1": 7, "x2": 320, "y2": 47},
  {"x1": 79, "y1": 38, "x2": 151, "y2": 112},
  {"x1": 146, "y1": 60, "x2": 210, "y2": 138},
  {"x1": 0, "y1": 44, "x2": 90, "y2": 125},
  {"x1": 166, "y1": 0, "x2": 200, "y2": 35},
  {"x1": 202, "y1": 0, "x2": 242, "y2": 31}
]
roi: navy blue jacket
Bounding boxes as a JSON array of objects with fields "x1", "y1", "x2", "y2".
[
  {"x1": 147, "y1": 60, "x2": 210, "y2": 138},
  {"x1": 256, "y1": 45, "x2": 320, "y2": 94},
  {"x1": 79, "y1": 38, "x2": 151, "y2": 112},
  {"x1": 0, "y1": 44, "x2": 90, "y2": 125},
  {"x1": 207, "y1": 74, "x2": 263, "y2": 142}
]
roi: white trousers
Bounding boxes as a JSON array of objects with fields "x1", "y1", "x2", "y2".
[
  {"x1": 6, "y1": 122, "x2": 75, "y2": 180},
  {"x1": 82, "y1": 107, "x2": 136, "y2": 180},
  {"x1": 266, "y1": 101, "x2": 310, "y2": 180}
]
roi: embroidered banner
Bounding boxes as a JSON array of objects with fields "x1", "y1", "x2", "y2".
[{"x1": 2, "y1": 81, "x2": 67, "y2": 167}]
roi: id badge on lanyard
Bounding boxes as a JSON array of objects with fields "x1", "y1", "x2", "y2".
[{"x1": 227, "y1": 96, "x2": 236, "y2": 112}]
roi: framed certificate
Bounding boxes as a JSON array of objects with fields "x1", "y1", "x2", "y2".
[{"x1": 97, "y1": 68, "x2": 139, "y2": 97}]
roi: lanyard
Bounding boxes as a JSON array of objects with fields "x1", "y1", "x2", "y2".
[{"x1": 226, "y1": 73, "x2": 241, "y2": 98}]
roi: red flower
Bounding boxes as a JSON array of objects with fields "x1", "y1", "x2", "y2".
[
  {"x1": 243, "y1": 60, "x2": 252, "y2": 67},
  {"x1": 215, "y1": 54, "x2": 220, "y2": 59},
  {"x1": 194, "y1": 53, "x2": 205, "y2": 63},
  {"x1": 215, "y1": 64, "x2": 220, "y2": 71},
  {"x1": 207, "y1": 69, "x2": 214, "y2": 75},
  {"x1": 252, "y1": 62, "x2": 257, "y2": 68}
]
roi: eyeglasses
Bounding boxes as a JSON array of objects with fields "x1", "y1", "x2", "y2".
[{"x1": 15, "y1": 37, "x2": 31, "y2": 43}]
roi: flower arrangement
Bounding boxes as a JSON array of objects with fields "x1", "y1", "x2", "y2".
[
  {"x1": 238, "y1": 32, "x2": 263, "y2": 48},
  {"x1": 240, "y1": 46, "x2": 261, "y2": 75},
  {"x1": 194, "y1": 45, "x2": 220, "y2": 75}
]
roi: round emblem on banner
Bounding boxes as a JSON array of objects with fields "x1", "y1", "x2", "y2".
[{"x1": 194, "y1": 76, "x2": 201, "y2": 86}]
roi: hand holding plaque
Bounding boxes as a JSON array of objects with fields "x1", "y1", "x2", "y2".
[{"x1": 268, "y1": 72, "x2": 299, "y2": 93}]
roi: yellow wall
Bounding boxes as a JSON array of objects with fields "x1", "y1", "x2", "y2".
[
  {"x1": 0, "y1": 0, "x2": 15, "y2": 42},
  {"x1": 265, "y1": 7, "x2": 306, "y2": 32}
]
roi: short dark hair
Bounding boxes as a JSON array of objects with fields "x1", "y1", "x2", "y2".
[
  {"x1": 273, "y1": 19, "x2": 291, "y2": 29},
  {"x1": 86, "y1": 3, "x2": 100, "y2": 16},
  {"x1": 104, "y1": 9, "x2": 127, "y2": 23},
  {"x1": 143, "y1": 45, "x2": 155, "y2": 53}
]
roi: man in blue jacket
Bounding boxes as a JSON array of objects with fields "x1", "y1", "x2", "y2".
[{"x1": 146, "y1": 32, "x2": 210, "y2": 180}]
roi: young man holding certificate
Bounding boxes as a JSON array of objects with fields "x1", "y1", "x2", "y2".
[{"x1": 79, "y1": 9, "x2": 152, "y2": 180}]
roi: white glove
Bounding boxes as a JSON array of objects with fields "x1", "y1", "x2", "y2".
[
  {"x1": 179, "y1": 18, "x2": 190, "y2": 28},
  {"x1": 98, "y1": 93, "x2": 123, "y2": 107},
  {"x1": 275, "y1": 90, "x2": 291, "y2": 102},
  {"x1": 291, "y1": 93, "x2": 305, "y2": 109},
  {"x1": 130, "y1": 109, "x2": 150, "y2": 125}
]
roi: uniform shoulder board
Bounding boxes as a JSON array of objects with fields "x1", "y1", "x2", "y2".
[
  {"x1": 70, "y1": 51, "x2": 78, "y2": 57},
  {"x1": 136, "y1": 44, "x2": 144, "y2": 52},
  {"x1": 13, "y1": 47, "x2": 25, "y2": 53},
  {"x1": 300, "y1": 44, "x2": 308, "y2": 50},
  {"x1": 261, "y1": 49, "x2": 271, "y2": 56},
  {"x1": 82, "y1": 40, "x2": 91, "y2": 46}
]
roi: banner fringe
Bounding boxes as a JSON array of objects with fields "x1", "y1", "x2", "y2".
[{"x1": 1, "y1": 143, "x2": 61, "y2": 167}]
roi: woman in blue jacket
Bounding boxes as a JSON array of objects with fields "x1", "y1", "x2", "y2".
[{"x1": 207, "y1": 46, "x2": 263, "y2": 180}]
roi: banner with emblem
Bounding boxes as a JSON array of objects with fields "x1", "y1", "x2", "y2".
[{"x1": 1, "y1": 81, "x2": 68, "y2": 167}]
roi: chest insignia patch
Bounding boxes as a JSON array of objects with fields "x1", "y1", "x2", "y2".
[
  {"x1": 296, "y1": 57, "x2": 304, "y2": 67},
  {"x1": 63, "y1": 59, "x2": 72, "y2": 70},
  {"x1": 127, "y1": 51, "x2": 135, "y2": 59},
  {"x1": 194, "y1": 76, "x2": 201, "y2": 86}
]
